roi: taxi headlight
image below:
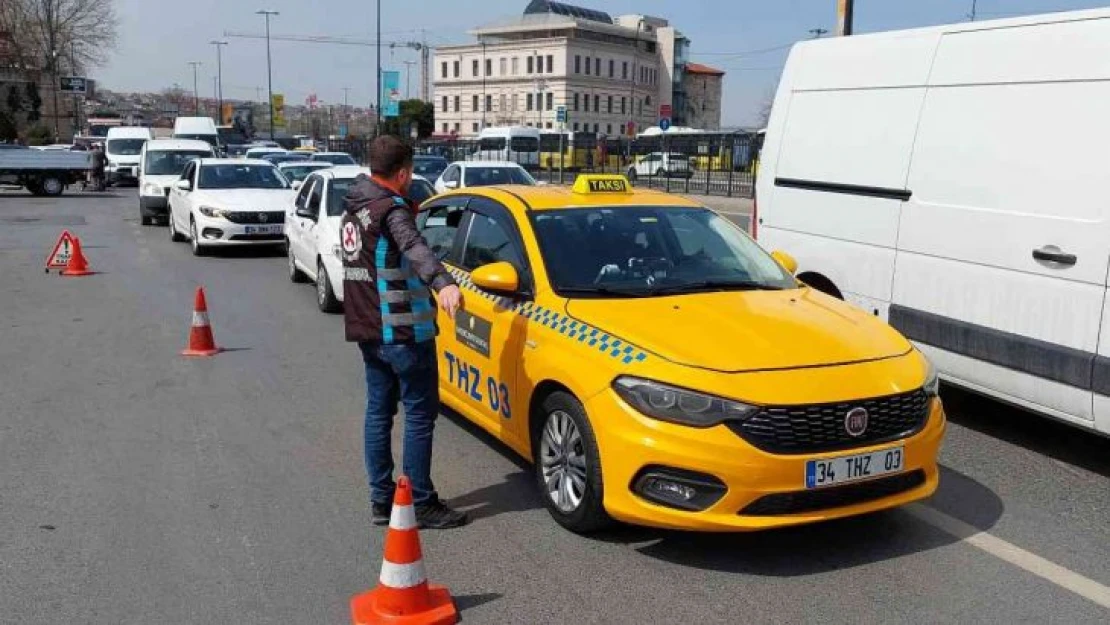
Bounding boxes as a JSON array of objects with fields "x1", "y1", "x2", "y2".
[
  {"x1": 198, "y1": 205, "x2": 229, "y2": 219},
  {"x1": 923, "y1": 355, "x2": 940, "y2": 397},
  {"x1": 613, "y1": 376, "x2": 758, "y2": 428}
]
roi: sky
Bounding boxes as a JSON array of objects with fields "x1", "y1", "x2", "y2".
[{"x1": 99, "y1": 0, "x2": 1110, "y2": 126}]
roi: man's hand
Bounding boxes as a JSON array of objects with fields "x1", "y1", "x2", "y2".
[{"x1": 437, "y1": 284, "x2": 464, "y2": 317}]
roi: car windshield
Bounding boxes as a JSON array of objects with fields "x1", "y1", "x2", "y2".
[
  {"x1": 413, "y1": 157, "x2": 447, "y2": 178},
  {"x1": 531, "y1": 206, "x2": 796, "y2": 297},
  {"x1": 176, "y1": 134, "x2": 220, "y2": 148},
  {"x1": 281, "y1": 165, "x2": 328, "y2": 182},
  {"x1": 198, "y1": 164, "x2": 289, "y2": 190},
  {"x1": 315, "y1": 153, "x2": 356, "y2": 165},
  {"x1": 408, "y1": 179, "x2": 436, "y2": 205},
  {"x1": 107, "y1": 138, "x2": 146, "y2": 155},
  {"x1": 144, "y1": 150, "x2": 211, "y2": 175},
  {"x1": 463, "y1": 166, "x2": 536, "y2": 187}
]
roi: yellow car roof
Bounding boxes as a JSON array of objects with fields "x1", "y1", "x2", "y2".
[{"x1": 448, "y1": 175, "x2": 705, "y2": 214}]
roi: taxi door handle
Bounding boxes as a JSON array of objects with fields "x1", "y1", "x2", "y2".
[{"x1": 1032, "y1": 246, "x2": 1077, "y2": 266}]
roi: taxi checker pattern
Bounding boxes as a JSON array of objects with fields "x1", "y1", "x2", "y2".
[{"x1": 447, "y1": 266, "x2": 649, "y2": 365}]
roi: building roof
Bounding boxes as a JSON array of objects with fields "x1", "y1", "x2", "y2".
[
  {"x1": 684, "y1": 62, "x2": 725, "y2": 76},
  {"x1": 524, "y1": 0, "x2": 612, "y2": 24}
]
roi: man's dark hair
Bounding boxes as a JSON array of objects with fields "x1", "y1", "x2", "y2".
[{"x1": 369, "y1": 135, "x2": 414, "y2": 177}]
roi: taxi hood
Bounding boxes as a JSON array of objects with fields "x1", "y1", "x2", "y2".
[{"x1": 564, "y1": 289, "x2": 912, "y2": 373}]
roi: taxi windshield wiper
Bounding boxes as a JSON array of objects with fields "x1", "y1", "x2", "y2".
[
  {"x1": 558, "y1": 286, "x2": 653, "y2": 298},
  {"x1": 649, "y1": 280, "x2": 784, "y2": 295}
]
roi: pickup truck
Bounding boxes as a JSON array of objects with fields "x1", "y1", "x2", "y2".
[{"x1": 0, "y1": 147, "x2": 92, "y2": 196}]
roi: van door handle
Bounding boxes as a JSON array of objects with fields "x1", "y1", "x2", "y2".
[{"x1": 1032, "y1": 246, "x2": 1077, "y2": 266}]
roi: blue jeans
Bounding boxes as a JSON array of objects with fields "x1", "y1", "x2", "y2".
[{"x1": 359, "y1": 340, "x2": 440, "y2": 506}]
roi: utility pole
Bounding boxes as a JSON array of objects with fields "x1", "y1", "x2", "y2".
[
  {"x1": 256, "y1": 9, "x2": 279, "y2": 139},
  {"x1": 968, "y1": 0, "x2": 978, "y2": 21},
  {"x1": 210, "y1": 40, "x2": 228, "y2": 122},
  {"x1": 809, "y1": 28, "x2": 828, "y2": 38},
  {"x1": 188, "y1": 61, "x2": 202, "y2": 115},
  {"x1": 376, "y1": 0, "x2": 382, "y2": 135},
  {"x1": 402, "y1": 61, "x2": 416, "y2": 100},
  {"x1": 480, "y1": 42, "x2": 488, "y2": 129},
  {"x1": 836, "y1": 0, "x2": 855, "y2": 36}
]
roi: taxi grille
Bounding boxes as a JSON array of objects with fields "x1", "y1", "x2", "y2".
[
  {"x1": 225, "y1": 211, "x2": 285, "y2": 224},
  {"x1": 739, "y1": 470, "x2": 926, "y2": 516},
  {"x1": 729, "y1": 389, "x2": 929, "y2": 455}
]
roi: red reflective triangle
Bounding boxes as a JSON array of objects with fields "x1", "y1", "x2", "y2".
[{"x1": 45, "y1": 230, "x2": 77, "y2": 269}]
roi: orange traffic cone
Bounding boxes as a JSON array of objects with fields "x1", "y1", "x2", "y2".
[
  {"x1": 350, "y1": 476, "x2": 459, "y2": 625},
  {"x1": 181, "y1": 286, "x2": 221, "y2": 357},
  {"x1": 60, "y1": 236, "x2": 93, "y2": 277}
]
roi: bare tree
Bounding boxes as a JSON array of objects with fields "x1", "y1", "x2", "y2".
[
  {"x1": 756, "y1": 79, "x2": 780, "y2": 129},
  {"x1": 0, "y1": 0, "x2": 118, "y2": 75}
]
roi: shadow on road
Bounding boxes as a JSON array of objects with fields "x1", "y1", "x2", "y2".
[
  {"x1": 454, "y1": 592, "x2": 503, "y2": 616},
  {"x1": 589, "y1": 464, "x2": 1002, "y2": 576},
  {"x1": 941, "y1": 384, "x2": 1110, "y2": 478}
]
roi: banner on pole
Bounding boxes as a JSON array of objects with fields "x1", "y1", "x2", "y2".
[
  {"x1": 271, "y1": 93, "x2": 286, "y2": 128},
  {"x1": 381, "y1": 71, "x2": 401, "y2": 118}
]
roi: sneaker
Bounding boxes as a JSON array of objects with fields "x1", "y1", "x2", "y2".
[
  {"x1": 371, "y1": 502, "x2": 391, "y2": 526},
  {"x1": 415, "y1": 499, "x2": 469, "y2": 529}
]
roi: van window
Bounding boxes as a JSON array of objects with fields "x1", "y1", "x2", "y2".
[
  {"x1": 479, "y1": 137, "x2": 507, "y2": 151},
  {"x1": 144, "y1": 150, "x2": 211, "y2": 175},
  {"x1": 509, "y1": 137, "x2": 538, "y2": 153}
]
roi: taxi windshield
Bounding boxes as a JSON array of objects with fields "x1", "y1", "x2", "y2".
[{"x1": 531, "y1": 206, "x2": 796, "y2": 297}]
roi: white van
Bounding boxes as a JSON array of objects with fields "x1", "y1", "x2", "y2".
[
  {"x1": 172, "y1": 117, "x2": 220, "y2": 153},
  {"x1": 471, "y1": 126, "x2": 540, "y2": 167},
  {"x1": 755, "y1": 8, "x2": 1110, "y2": 435},
  {"x1": 137, "y1": 139, "x2": 214, "y2": 225},
  {"x1": 104, "y1": 126, "x2": 153, "y2": 186}
]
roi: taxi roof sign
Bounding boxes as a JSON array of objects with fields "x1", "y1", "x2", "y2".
[{"x1": 572, "y1": 174, "x2": 632, "y2": 195}]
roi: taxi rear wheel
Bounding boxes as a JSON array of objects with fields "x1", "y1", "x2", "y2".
[{"x1": 533, "y1": 391, "x2": 611, "y2": 533}]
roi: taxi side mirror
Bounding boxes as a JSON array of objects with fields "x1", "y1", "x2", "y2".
[
  {"x1": 291, "y1": 180, "x2": 302, "y2": 191},
  {"x1": 443, "y1": 180, "x2": 459, "y2": 190},
  {"x1": 771, "y1": 250, "x2": 798, "y2": 275},
  {"x1": 470, "y1": 261, "x2": 520, "y2": 294}
]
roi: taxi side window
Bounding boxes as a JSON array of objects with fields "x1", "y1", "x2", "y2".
[
  {"x1": 442, "y1": 166, "x2": 460, "y2": 184},
  {"x1": 459, "y1": 205, "x2": 527, "y2": 279},
  {"x1": 418, "y1": 198, "x2": 468, "y2": 261}
]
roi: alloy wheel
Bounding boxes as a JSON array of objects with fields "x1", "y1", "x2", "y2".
[{"x1": 539, "y1": 410, "x2": 587, "y2": 513}]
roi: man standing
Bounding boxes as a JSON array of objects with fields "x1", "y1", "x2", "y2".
[
  {"x1": 342, "y1": 135, "x2": 468, "y2": 529},
  {"x1": 90, "y1": 143, "x2": 107, "y2": 191}
]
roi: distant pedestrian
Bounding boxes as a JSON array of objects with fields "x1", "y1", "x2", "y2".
[
  {"x1": 342, "y1": 135, "x2": 468, "y2": 530},
  {"x1": 90, "y1": 143, "x2": 107, "y2": 191}
]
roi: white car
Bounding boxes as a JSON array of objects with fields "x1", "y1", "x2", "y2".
[
  {"x1": 433, "y1": 160, "x2": 536, "y2": 194},
  {"x1": 626, "y1": 152, "x2": 694, "y2": 181},
  {"x1": 167, "y1": 158, "x2": 294, "y2": 256},
  {"x1": 286, "y1": 168, "x2": 437, "y2": 312},
  {"x1": 310, "y1": 151, "x2": 358, "y2": 166},
  {"x1": 278, "y1": 160, "x2": 333, "y2": 185},
  {"x1": 244, "y1": 146, "x2": 287, "y2": 160}
]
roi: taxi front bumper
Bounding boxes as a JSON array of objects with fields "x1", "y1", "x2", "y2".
[{"x1": 587, "y1": 390, "x2": 946, "y2": 532}]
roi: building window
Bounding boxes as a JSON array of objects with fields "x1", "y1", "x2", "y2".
[
  {"x1": 645, "y1": 95, "x2": 652, "y2": 106},
  {"x1": 545, "y1": 122, "x2": 553, "y2": 129},
  {"x1": 572, "y1": 92, "x2": 579, "y2": 111},
  {"x1": 527, "y1": 56, "x2": 534, "y2": 74},
  {"x1": 486, "y1": 94, "x2": 492, "y2": 111},
  {"x1": 442, "y1": 122, "x2": 448, "y2": 133},
  {"x1": 607, "y1": 95, "x2": 612, "y2": 113},
  {"x1": 485, "y1": 59, "x2": 492, "y2": 76},
  {"x1": 619, "y1": 123, "x2": 625, "y2": 135},
  {"x1": 500, "y1": 94, "x2": 506, "y2": 112},
  {"x1": 538, "y1": 55, "x2": 545, "y2": 73},
  {"x1": 473, "y1": 94, "x2": 479, "y2": 111},
  {"x1": 442, "y1": 95, "x2": 448, "y2": 112},
  {"x1": 546, "y1": 54, "x2": 554, "y2": 73},
  {"x1": 594, "y1": 57, "x2": 600, "y2": 75},
  {"x1": 583, "y1": 94, "x2": 589, "y2": 112},
  {"x1": 575, "y1": 55, "x2": 581, "y2": 73},
  {"x1": 593, "y1": 94, "x2": 599, "y2": 112},
  {"x1": 499, "y1": 57, "x2": 507, "y2": 75},
  {"x1": 453, "y1": 61, "x2": 459, "y2": 77},
  {"x1": 441, "y1": 62, "x2": 447, "y2": 78},
  {"x1": 454, "y1": 95, "x2": 460, "y2": 112},
  {"x1": 454, "y1": 123, "x2": 460, "y2": 132},
  {"x1": 606, "y1": 123, "x2": 612, "y2": 135},
  {"x1": 473, "y1": 123, "x2": 479, "y2": 133},
  {"x1": 512, "y1": 57, "x2": 519, "y2": 74},
  {"x1": 593, "y1": 123, "x2": 599, "y2": 133},
  {"x1": 608, "y1": 59, "x2": 614, "y2": 77},
  {"x1": 526, "y1": 93, "x2": 533, "y2": 111},
  {"x1": 585, "y1": 58, "x2": 590, "y2": 75},
  {"x1": 621, "y1": 96, "x2": 626, "y2": 115},
  {"x1": 622, "y1": 61, "x2": 628, "y2": 80},
  {"x1": 573, "y1": 122, "x2": 579, "y2": 131},
  {"x1": 545, "y1": 92, "x2": 553, "y2": 110},
  {"x1": 472, "y1": 59, "x2": 479, "y2": 76}
]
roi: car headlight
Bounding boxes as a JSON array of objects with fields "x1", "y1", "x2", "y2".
[
  {"x1": 923, "y1": 355, "x2": 940, "y2": 397},
  {"x1": 198, "y1": 205, "x2": 229, "y2": 219},
  {"x1": 142, "y1": 182, "x2": 162, "y2": 196},
  {"x1": 612, "y1": 376, "x2": 758, "y2": 428}
]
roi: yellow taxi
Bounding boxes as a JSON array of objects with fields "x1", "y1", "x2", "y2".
[{"x1": 417, "y1": 174, "x2": 945, "y2": 533}]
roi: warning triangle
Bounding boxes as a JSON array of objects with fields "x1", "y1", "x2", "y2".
[{"x1": 46, "y1": 230, "x2": 77, "y2": 270}]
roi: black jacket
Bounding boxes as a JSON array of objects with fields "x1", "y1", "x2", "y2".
[{"x1": 341, "y1": 175, "x2": 455, "y2": 344}]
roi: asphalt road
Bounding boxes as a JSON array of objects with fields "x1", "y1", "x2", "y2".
[{"x1": 2, "y1": 189, "x2": 1108, "y2": 624}]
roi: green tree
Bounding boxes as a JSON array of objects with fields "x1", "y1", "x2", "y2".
[
  {"x1": 27, "y1": 123, "x2": 54, "y2": 145},
  {"x1": 380, "y1": 99, "x2": 434, "y2": 140}
]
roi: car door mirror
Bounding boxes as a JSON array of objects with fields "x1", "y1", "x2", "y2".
[
  {"x1": 295, "y1": 207, "x2": 317, "y2": 220},
  {"x1": 291, "y1": 180, "x2": 302, "y2": 191},
  {"x1": 173, "y1": 179, "x2": 192, "y2": 192},
  {"x1": 443, "y1": 179, "x2": 459, "y2": 190},
  {"x1": 471, "y1": 261, "x2": 520, "y2": 294},
  {"x1": 771, "y1": 250, "x2": 798, "y2": 275}
]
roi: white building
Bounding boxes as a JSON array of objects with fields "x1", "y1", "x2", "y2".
[{"x1": 432, "y1": 1, "x2": 709, "y2": 137}]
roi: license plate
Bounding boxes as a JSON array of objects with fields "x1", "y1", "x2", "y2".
[
  {"x1": 245, "y1": 225, "x2": 282, "y2": 235},
  {"x1": 805, "y1": 446, "x2": 904, "y2": 489}
]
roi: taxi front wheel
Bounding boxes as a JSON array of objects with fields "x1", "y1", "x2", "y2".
[{"x1": 533, "y1": 391, "x2": 611, "y2": 533}]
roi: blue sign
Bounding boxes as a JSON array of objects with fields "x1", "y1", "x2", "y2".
[
  {"x1": 556, "y1": 106, "x2": 567, "y2": 123},
  {"x1": 338, "y1": 124, "x2": 348, "y2": 138},
  {"x1": 381, "y1": 71, "x2": 401, "y2": 118},
  {"x1": 659, "y1": 118, "x2": 671, "y2": 131}
]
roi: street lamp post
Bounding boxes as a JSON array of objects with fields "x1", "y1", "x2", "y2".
[
  {"x1": 188, "y1": 61, "x2": 202, "y2": 115},
  {"x1": 256, "y1": 9, "x2": 279, "y2": 139},
  {"x1": 210, "y1": 40, "x2": 228, "y2": 122},
  {"x1": 481, "y1": 42, "x2": 487, "y2": 129},
  {"x1": 375, "y1": 0, "x2": 382, "y2": 135}
]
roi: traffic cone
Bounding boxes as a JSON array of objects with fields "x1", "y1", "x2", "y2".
[
  {"x1": 181, "y1": 286, "x2": 221, "y2": 357},
  {"x1": 350, "y1": 476, "x2": 458, "y2": 625},
  {"x1": 60, "y1": 236, "x2": 93, "y2": 277}
]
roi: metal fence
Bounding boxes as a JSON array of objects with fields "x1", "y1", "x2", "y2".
[{"x1": 416, "y1": 131, "x2": 761, "y2": 198}]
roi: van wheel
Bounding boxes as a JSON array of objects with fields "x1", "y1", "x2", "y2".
[
  {"x1": 532, "y1": 391, "x2": 611, "y2": 534},
  {"x1": 797, "y1": 272, "x2": 843, "y2": 300}
]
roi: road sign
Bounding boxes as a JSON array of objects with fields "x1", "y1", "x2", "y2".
[
  {"x1": 659, "y1": 118, "x2": 672, "y2": 131},
  {"x1": 45, "y1": 230, "x2": 77, "y2": 270},
  {"x1": 338, "y1": 124, "x2": 349, "y2": 138},
  {"x1": 59, "y1": 76, "x2": 88, "y2": 94},
  {"x1": 659, "y1": 104, "x2": 672, "y2": 118},
  {"x1": 556, "y1": 106, "x2": 567, "y2": 123},
  {"x1": 382, "y1": 71, "x2": 401, "y2": 118}
]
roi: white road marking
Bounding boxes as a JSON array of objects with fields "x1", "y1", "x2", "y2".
[{"x1": 907, "y1": 504, "x2": 1110, "y2": 610}]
